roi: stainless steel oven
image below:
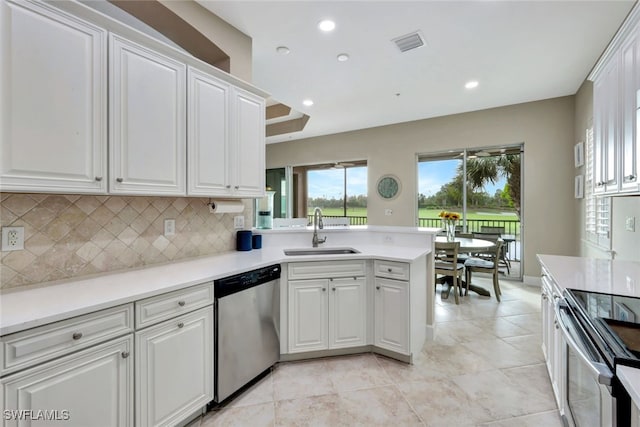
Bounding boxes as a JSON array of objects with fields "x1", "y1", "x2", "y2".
[{"x1": 556, "y1": 300, "x2": 615, "y2": 427}]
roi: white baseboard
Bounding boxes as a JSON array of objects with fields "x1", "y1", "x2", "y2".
[{"x1": 522, "y1": 275, "x2": 542, "y2": 287}]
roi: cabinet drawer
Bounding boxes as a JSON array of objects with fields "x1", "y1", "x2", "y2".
[
  {"x1": 288, "y1": 260, "x2": 366, "y2": 280},
  {"x1": 1, "y1": 304, "x2": 133, "y2": 376},
  {"x1": 135, "y1": 282, "x2": 213, "y2": 329},
  {"x1": 374, "y1": 260, "x2": 410, "y2": 281}
]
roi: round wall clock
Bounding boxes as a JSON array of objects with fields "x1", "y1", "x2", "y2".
[{"x1": 377, "y1": 175, "x2": 401, "y2": 200}]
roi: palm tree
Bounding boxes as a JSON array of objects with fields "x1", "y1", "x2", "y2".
[{"x1": 462, "y1": 155, "x2": 521, "y2": 218}]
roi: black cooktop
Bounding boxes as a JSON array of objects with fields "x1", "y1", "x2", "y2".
[{"x1": 565, "y1": 289, "x2": 640, "y2": 369}]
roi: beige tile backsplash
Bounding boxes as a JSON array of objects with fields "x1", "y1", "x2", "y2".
[{"x1": 0, "y1": 193, "x2": 253, "y2": 290}]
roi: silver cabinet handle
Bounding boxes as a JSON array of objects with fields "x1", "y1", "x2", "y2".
[
  {"x1": 625, "y1": 174, "x2": 636, "y2": 181},
  {"x1": 387, "y1": 268, "x2": 392, "y2": 273},
  {"x1": 234, "y1": 185, "x2": 240, "y2": 189},
  {"x1": 329, "y1": 278, "x2": 333, "y2": 281},
  {"x1": 95, "y1": 176, "x2": 103, "y2": 181},
  {"x1": 72, "y1": 332, "x2": 83, "y2": 340},
  {"x1": 178, "y1": 322, "x2": 184, "y2": 328},
  {"x1": 322, "y1": 288, "x2": 326, "y2": 292},
  {"x1": 226, "y1": 185, "x2": 231, "y2": 189},
  {"x1": 554, "y1": 320, "x2": 559, "y2": 330},
  {"x1": 178, "y1": 301, "x2": 186, "y2": 307},
  {"x1": 121, "y1": 351, "x2": 130, "y2": 359},
  {"x1": 376, "y1": 286, "x2": 380, "y2": 290},
  {"x1": 116, "y1": 177, "x2": 123, "y2": 183},
  {"x1": 332, "y1": 287, "x2": 336, "y2": 291}
]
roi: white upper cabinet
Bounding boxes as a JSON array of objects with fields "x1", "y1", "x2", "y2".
[
  {"x1": 590, "y1": 7, "x2": 640, "y2": 195},
  {"x1": 231, "y1": 88, "x2": 266, "y2": 197},
  {"x1": 187, "y1": 67, "x2": 231, "y2": 196},
  {"x1": 109, "y1": 34, "x2": 186, "y2": 195},
  {"x1": 0, "y1": 0, "x2": 107, "y2": 194}
]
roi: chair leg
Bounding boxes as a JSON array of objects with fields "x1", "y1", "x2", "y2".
[
  {"x1": 493, "y1": 272, "x2": 501, "y2": 302},
  {"x1": 452, "y1": 275, "x2": 460, "y2": 304}
]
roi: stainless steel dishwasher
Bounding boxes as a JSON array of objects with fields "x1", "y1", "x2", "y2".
[{"x1": 213, "y1": 264, "x2": 281, "y2": 403}]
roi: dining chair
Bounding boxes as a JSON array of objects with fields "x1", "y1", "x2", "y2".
[
  {"x1": 480, "y1": 226, "x2": 505, "y2": 234},
  {"x1": 471, "y1": 232, "x2": 511, "y2": 274},
  {"x1": 434, "y1": 241, "x2": 465, "y2": 304},
  {"x1": 464, "y1": 240, "x2": 503, "y2": 302}
]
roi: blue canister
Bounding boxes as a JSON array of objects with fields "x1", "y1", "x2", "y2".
[
  {"x1": 252, "y1": 234, "x2": 262, "y2": 249},
  {"x1": 236, "y1": 230, "x2": 252, "y2": 251}
]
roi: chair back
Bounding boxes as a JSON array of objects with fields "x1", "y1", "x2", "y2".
[
  {"x1": 472, "y1": 232, "x2": 500, "y2": 242},
  {"x1": 434, "y1": 241, "x2": 460, "y2": 266},
  {"x1": 483, "y1": 240, "x2": 503, "y2": 272},
  {"x1": 480, "y1": 226, "x2": 505, "y2": 235}
]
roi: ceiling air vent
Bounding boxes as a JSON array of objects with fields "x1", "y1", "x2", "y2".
[{"x1": 392, "y1": 31, "x2": 425, "y2": 53}]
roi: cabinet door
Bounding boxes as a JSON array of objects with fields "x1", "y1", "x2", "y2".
[
  {"x1": 288, "y1": 279, "x2": 328, "y2": 353},
  {"x1": 329, "y1": 277, "x2": 367, "y2": 349},
  {"x1": 230, "y1": 87, "x2": 265, "y2": 197},
  {"x1": 135, "y1": 306, "x2": 213, "y2": 427},
  {"x1": 374, "y1": 278, "x2": 409, "y2": 354},
  {"x1": 187, "y1": 67, "x2": 232, "y2": 196},
  {"x1": 621, "y1": 25, "x2": 640, "y2": 192},
  {"x1": 0, "y1": 0, "x2": 107, "y2": 193},
  {"x1": 593, "y1": 55, "x2": 620, "y2": 194},
  {"x1": 109, "y1": 34, "x2": 186, "y2": 195},
  {"x1": 1, "y1": 335, "x2": 133, "y2": 427}
]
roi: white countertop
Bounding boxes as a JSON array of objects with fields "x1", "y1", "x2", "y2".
[
  {"x1": 0, "y1": 242, "x2": 431, "y2": 336},
  {"x1": 618, "y1": 365, "x2": 640, "y2": 409},
  {"x1": 537, "y1": 254, "x2": 640, "y2": 297}
]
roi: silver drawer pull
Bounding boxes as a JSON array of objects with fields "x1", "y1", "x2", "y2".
[
  {"x1": 72, "y1": 332, "x2": 83, "y2": 340},
  {"x1": 322, "y1": 288, "x2": 326, "y2": 292},
  {"x1": 95, "y1": 176, "x2": 103, "y2": 181},
  {"x1": 376, "y1": 286, "x2": 380, "y2": 290},
  {"x1": 234, "y1": 185, "x2": 240, "y2": 189},
  {"x1": 625, "y1": 174, "x2": 636, "y2": 181},
  {"x1": 178, "y1": 322, "x2": 184, "y2": 328},
  {"x1": 121, "y1": 351, "x2": 130, "y2": 359},
  {"x1": 116, "y1": 177, "x2": 123, "y2": 183},
  {"x1": 332, "y1": 287, "x2": 336, "y2": 291},
  {"x1": 178, "y1": 301, "x2": 186, "y2": 307}
]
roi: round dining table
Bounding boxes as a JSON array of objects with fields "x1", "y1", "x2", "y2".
[{"x1": 435, "y1": 236, "x2": 496, "y2": 297}]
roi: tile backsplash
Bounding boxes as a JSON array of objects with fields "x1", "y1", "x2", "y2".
[{"x1": 0, "y1": 193, "x2": 252, "y2": 290}]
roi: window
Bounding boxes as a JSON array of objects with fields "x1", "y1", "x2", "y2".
[{"x1": 584, "y1": 127, "x2": 611, "y2": 248}]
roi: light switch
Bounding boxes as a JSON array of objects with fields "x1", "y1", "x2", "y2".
[
  {"x1": 625, "y1": 216, "x2": 636, "y2": 232},
  {"x1": 164, "y1": 219, "x2": 176, "y2": 236},
  {"x1": 385, "y1": 209, "x2": 393, "y2": 216}
]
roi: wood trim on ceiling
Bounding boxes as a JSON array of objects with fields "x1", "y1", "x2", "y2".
[
  {"x1": 108, "y1": 0, "x2": 230, "y2": 73},
  {"x1": 266, "y1": 115, "x2": 310, "y2": 137}
]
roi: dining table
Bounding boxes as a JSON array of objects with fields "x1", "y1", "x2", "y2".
[{"x1": 435, "y1": 236, "x2": 495, "y2": 297}]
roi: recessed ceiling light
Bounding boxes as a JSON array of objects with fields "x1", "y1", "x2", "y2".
[
  {"x1": 303, "y1": 99, "x2": 314, "y2": 107},
  {"x1": 318, "y1": 19, "x2": 336, "y2": 32},
  {"x1": 276, "y1": 46, "x2": 290, "y2": 55},
  {"x1": 465, "y1": 80, "x2": 479, "y2": 89},
  {"x1": 337, "y1": 53, "x2": 349, "y2": 62}
]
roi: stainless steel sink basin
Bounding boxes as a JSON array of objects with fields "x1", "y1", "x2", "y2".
[{"x1": 284, "y1": 247, "x2": 360, "y2": 256}]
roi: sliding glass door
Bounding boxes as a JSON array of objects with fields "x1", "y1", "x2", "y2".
[{"x1": 418, "y1": 145, "x2": 523, "y2": 279}]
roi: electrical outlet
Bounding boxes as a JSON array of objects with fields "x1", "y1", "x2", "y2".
[
  {"x1": 164, "y1": 219, "x2": 176, "y2": 236},
  {"x1": 2, "y1": 226, "x2": 24, "y2": 251},
  {"x1": 234, "y1": 216, "x2": 245, "y2": 229},
  {"x1": 385, "y1": 209, "x2": 393, "y2": 216}
]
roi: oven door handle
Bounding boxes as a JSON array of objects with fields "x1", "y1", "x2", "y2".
[{"x1": 554, "y1": 300, "x2": 613, "y2": 386}]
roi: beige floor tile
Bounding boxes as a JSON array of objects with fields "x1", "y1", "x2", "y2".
[
  {"x1": 435, "y1": 320, "x2": 498, "y2": 343},
  {"x1": 272, "y1": 359, "x2": 336, "y2": 401},
  {"x1": 478, "y1": 409, "x2": 564, "y2": 427},
  {"x1": 230, "y1": 374, "x2": 274, "y2": 408},
  {"x1": 324, "y1": 353, "x2": 392, "y2": 391},
  {"x1": 275, "y1": 394, "x2": 343, "y2": 426},
  {"x1": 461, "y1": 338, "x2": 543, "y2": 369},
  {"x1": 201, "y1": 402, "x2": 275, "y2": 427},
  {"x1": 422, "y1": 341, "x2": 495, "y2": 376},
  {"x1": 397, "y1": 378, "x2": 493, "y2": 427},
  {"x1": 376, "y1": 353, "x2": 446, "y2": 384},
  {"x1": 338, "y1": 385, "x2": 423, "y2": 426},
  {"x1": 502, "y1": 334, "x2": 545, "y2": 361},
  {"x1": 501, "y1": 313, "x2": 542, "y2": 334},
  {"x1": 472, "y1": 317, "x2": 532, "y2": 338}
]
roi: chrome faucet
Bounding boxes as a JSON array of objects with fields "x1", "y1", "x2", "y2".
[{"x1": 312, "y1": 207, "x2": 327, "y2": 247}]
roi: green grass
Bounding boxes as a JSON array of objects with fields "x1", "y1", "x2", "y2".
[{"x1": 314, "y1": 207, "x2": 517, "y2": 221}]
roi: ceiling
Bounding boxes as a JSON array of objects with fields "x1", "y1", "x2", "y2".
[{"x1": 197, "y1": 1, "x2": 636, "y2": 144}]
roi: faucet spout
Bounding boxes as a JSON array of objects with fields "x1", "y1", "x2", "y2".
[{"x1": 312, "y1": 207, "x2": 327, "y2": 247}]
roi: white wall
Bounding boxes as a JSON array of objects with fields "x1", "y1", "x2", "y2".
[{"x1": 267, "y1": 96, "x2": 578, "y2": 277}]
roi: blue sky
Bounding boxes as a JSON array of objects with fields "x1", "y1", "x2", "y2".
[{"x1": 307, "y1": 162, "x2": 505, "y2": 199}]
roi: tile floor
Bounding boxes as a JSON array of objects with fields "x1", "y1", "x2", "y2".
[{"x1": 193, "y1": 277, "x2": 563, "y2": 426}]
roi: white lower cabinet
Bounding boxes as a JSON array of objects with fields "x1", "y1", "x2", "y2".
[
  {"x1": 541, "y1": 269, "x2": 565, "y2": 416},
  {"x1": 374, "y1": 277, "x2": 409, "y2": 354},
  {"x1": 632, "y1": 400, "x2": 640, "y2": 427},
  {"x1": 1, "y1": 335, "x2": 133, "y2": 427},
  {"x1": 135, "y1": 306, "x2": 213, "y2": 427},
  {"x1": 288, "y1": 277, "x2": 366, "y2": 353}
]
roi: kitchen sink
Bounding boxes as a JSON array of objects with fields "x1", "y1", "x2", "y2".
[{"x1": 284, "y1": 247, "x2": 360, "y2": 256}]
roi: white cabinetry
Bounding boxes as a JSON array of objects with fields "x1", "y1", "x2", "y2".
[
  {"x1": 0, "y1": 0, "x2": 107, "y2": 194},
  {"x1": 187, "y1": 68, "x2": 265, "y2": 197},
  {"x1": 632, "y1": 399, "x2": 640, "y2": 427},
  {"x1": 0, "y1": 305, "x2": 134, "y2": 427},
  {"x1": 109, "y1": 34, "x2": 186, "y2": 195},
  {"x1": 541, "y1": 269, "x2": 565, "y2": 416},
  {"x1": 590, "y1": 9, "x2": 640, "y2": 195},
  {"x1": 287, "y1": 261, "x2": 367, "y2": 354},
  {"x1": 374, "y1": 260, "x2": 411, "y2": 354},
  {"x1": 134, "y1": 283, "x2": 213, "y2": 427},
  {"x1": 135, "y1": 306, "x2": 213, "y2": 427}
]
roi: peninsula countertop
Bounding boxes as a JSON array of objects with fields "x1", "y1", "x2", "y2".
[{"x1": 1, "y1": 241, "x2": 432, "y2": 336}]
